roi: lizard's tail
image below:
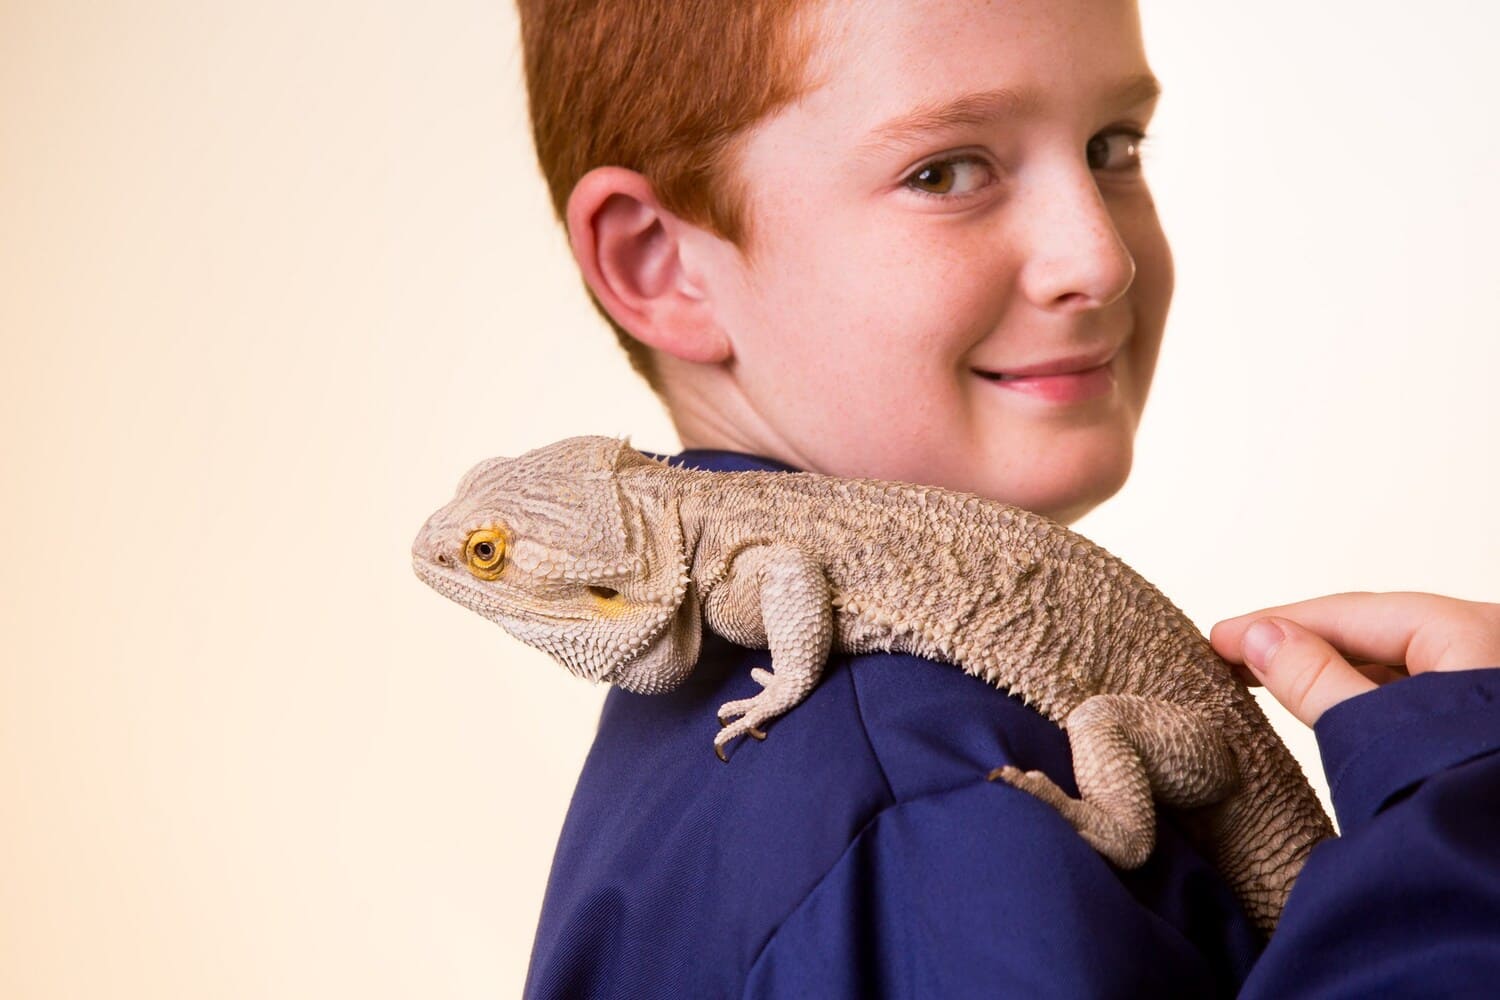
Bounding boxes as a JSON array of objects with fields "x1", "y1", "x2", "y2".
[{"x1": 1203, "y1": 736, "x2": 1336, "y2": 934}]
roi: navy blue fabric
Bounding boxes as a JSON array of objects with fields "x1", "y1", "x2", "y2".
[
  {"x1": 1239, "y1": 670, "x2": 1500, "y2": 998},
  {"x1": 523, "y1": 449, "x2": 1500, "y2": 998}
]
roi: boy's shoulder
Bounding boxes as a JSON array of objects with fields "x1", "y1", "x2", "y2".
[{"x1": 525, "y1": 630, "x2": 1261, "y2": 998}]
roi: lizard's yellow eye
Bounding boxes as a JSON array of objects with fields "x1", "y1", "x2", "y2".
[{"x1": 464, "y1": 527, "x2": 506, "y2": 580}]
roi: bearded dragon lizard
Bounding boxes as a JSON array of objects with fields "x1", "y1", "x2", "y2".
[{"x1": 411, "y1": 436, "x2": 1334, "y2": 933}]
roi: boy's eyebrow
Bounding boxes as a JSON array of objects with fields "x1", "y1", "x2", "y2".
[{"x1": 856, "y1": 73, "x2": 1162, "y2": 156}]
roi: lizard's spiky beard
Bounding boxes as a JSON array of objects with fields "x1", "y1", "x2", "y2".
[
  {"x1": 411, "y1": 556, "x2": 698, "y2": 687},
  {"x1": 603, "y1": 582, "x2": 702, "y2": 693}
]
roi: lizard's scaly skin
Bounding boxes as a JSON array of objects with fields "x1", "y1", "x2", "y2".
[{"x1": 412, "y1": 437, "x2": 1335, "y2": 933}]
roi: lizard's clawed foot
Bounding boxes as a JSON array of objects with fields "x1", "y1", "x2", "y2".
[
  {"x1": 988, "y1": 765, "x2": 1075, "y2": 811},
  {"x1": 715, "y1": 718, "x2": 768, "y2": 740},
  {"x1": 714, "y1": 668, "x2": 791, "y2": 762},
  {"x1": 988, "y1": 764, "x2": 1153, "y2": 869}
]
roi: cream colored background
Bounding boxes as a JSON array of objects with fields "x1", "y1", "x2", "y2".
[{"x1": 3, "y1": 1, "x2": 1497, "y2": 996}]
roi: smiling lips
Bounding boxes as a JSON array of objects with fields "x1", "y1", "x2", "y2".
[{"x1": 973, "y1": 348, "x2": 1119, "y2": 403}]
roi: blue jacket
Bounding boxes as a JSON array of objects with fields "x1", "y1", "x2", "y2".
[{"x1": 525, "y1": 449, "x2": 1500, "y2": 998}]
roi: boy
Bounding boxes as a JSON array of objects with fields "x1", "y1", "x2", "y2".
[{"x1": 516, "y1": 0, "x2": 1500, "y2": 995}]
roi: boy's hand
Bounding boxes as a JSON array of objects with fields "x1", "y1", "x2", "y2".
[{"x1": 1210, "y1": 592, "x2": 1500, "y2": 727}]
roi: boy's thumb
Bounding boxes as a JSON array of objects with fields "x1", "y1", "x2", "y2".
[{"x1": 1240, "y1": 617, "x2": 1378, "y2": 727}]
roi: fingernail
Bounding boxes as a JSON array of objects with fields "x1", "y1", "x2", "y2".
[{"x1": 1243, "y1": 619, "x2": 1286, "y2": 672}]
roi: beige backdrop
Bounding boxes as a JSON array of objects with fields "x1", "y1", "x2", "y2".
[{"x1": 3, "y1": 1, "x2": 1497, "y2": 996}]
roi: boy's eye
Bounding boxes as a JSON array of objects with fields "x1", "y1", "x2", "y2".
[
  {"x1": 1087, "y1": 129, "x2": 1149, "y2": 172},
  {"x1": 903, "y1": 156, "x2": 994, "y2": 198}
]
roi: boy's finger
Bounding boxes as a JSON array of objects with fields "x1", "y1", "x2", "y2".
[
  {"x1": 1228, "y1": 660, "x2": 1262, "y2": 687},
  {"x1": 1238, "y1": 616, "x2": 1378, "y2": 727},
  {"x1": 1209, "y1": 591, "x2": 1452, "y2": 670},
  {"x1": 1351, "y1": 661, "x2": 1409, "y2": 685}
]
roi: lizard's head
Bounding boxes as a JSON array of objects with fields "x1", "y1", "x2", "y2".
[{"x1": 411, "y1": 436, "x2": 700, "y2": 693}]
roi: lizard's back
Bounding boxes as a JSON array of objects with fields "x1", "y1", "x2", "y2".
[{"x1": 658, "y1": 464, "x2": 1333, "y2": 932}]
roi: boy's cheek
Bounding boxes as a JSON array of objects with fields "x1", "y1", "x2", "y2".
[{"x1": 1115, "y1": 193, "x2": 1175, "y2": 293}]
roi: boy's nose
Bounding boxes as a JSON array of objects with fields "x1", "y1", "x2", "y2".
[{"x1": 1016, "y1": 174, "x2": 1136, "y2": 311}]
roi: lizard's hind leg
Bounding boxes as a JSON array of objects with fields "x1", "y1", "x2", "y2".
[{"x1": 989, "y1": 694, "x2": 1238, "y2": 869}]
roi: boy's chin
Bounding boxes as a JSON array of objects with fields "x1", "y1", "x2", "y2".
[
  {"x1": 1034, "y1": 488, "x2": 1116, "y2": 527},
  {"x1": 959, "y1": 441, "x2": 1135, "y2": 525}
]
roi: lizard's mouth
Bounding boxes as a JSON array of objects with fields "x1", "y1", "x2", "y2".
[
  {"x1": 414, "y1": 558, "x2": 616, "y2": 626},
  {"x1": 413, "y1": 553, "x2": 702, "y2": 688},
  {"x1": 412, "y1": 558, "x2": 510, "y2": 619},
  {"x1": 414, "y1": 557, "x2": 692, "y2": 685}
]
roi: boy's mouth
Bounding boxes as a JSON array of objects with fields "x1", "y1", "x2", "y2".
[
  {"x1": 972, "y1": 349, "x2": 1119, "y2": 402},
  {"x1": 973, "y1": 347, "x2": 1118, "y2": 380}
]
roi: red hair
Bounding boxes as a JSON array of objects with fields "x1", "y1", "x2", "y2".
[{"x1": 516, "y1": 0, "x2": 818, "y2": 387}]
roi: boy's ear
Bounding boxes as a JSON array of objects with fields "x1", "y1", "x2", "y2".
[{"x1": 565, "y1": 167, "x2": 731, "y2": 365}]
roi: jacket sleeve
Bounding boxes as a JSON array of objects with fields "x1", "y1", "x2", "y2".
[
  {"x1": 1240, "y1": 668, "x2": 1500, "y2": 997},
  {"x1": 742, "y1": 781, "x2": 1259, "y2": 1000}
]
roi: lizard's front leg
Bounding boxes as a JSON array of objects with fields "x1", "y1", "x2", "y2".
[{"x1": 706, "y1": 544, "x2": 831, "y2": 761}]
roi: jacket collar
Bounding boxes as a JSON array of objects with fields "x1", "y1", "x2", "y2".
[{"x1": 656, "y1": 448, "x2": 802, "y2": 475}]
